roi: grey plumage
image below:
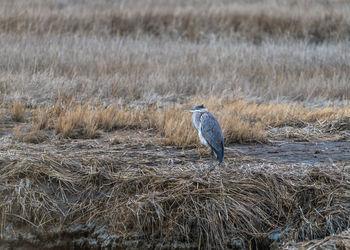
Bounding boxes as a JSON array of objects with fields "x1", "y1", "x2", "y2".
[{"x1": 185, "y1": 104, "x2": 224, "y2": 167}]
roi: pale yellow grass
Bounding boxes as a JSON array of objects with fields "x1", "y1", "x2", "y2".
[
  {"x1": 94, "y1": 105, "x2": 156, "y2": 130},
  {"x1": 54, "y1": 104, "x2": 152, "y2": 139},
  {"x1": 29, "y1": 97, "x2": 350, "y2": 145},
  {"x1": 55, "y1": 105, "x2": 98, "y2": 139},
  {"x1": 33, "y1": 107, "x2": 51, "y2": 130},
  {"x1": 10, "y1": 101, "x2": 25, "y2": 122},
  {"x1": 156, "y1": 108, "x2": 197, "y2": 147},
  {"x1": 200, "y1": 98, "x2": 350, "y2": 122}
]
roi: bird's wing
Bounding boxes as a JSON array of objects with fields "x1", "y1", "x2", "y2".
[{"x1": 200, "y1": 112, "x2": 224, "y2": 161}]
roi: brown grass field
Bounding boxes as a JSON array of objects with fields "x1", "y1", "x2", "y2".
[{"x1": 1, "y1": 0, "x2": 350, "y2": 249}]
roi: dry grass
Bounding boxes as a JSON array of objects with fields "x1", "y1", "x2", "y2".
[
  {"x1": 184, "y1": 97, "x2": 350, "y2": 143},
  {"x1": 0, "y1": 2, "x2": 349, "y2": 105},
  {"x1": 218, "y1": 100, "x2": 350, "y2": 126},
  {"x1": 55, "y1": 105, "x2": 98, "y2": 139},
  {"x1": 24, "y1": 97, "x2": 350, "y2": 144},
  {"x1": 55, "y1": 105, "x2": 148, "y2": 138},
  {"x1": 1, "y1": 36, "x2": 349, "y2": 104},
  {"x1": 0, "y1": 109, "x2": 5, "y2": 123},
  {"x1": 33, "y1": 106, "x2": 51, "y2": 131},
  {"x1": 10, "y1": 101, "x2": 25, "y2": 122},
  {"x1": 1, "y1": 0, "x2": 350, "y2": 248},
  {"x1": 1, "y1": 0, "x2": 350, "y2": 42},
  {"x1": 13, "y1": 126, "x2": 48, "y2": 144},
  {"x1": 2, "y1": 100, "x2": 350, "y2": 248},
  {"x1": 94, "y1": 105, "x2": 119, "y2": 131},
  {"x1": 0, "y1": 147, "x2": 349, "y2": 248},
  {"x1": 283, "y1": 229, "x2": 350, "y2": 249}
]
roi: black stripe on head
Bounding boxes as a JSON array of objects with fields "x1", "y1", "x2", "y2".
[{"x1": 194, "y1": 104, "x2": 205, "y2": 110}]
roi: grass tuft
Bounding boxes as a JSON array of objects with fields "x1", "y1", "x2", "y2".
[
  {"x1": 33, "y1": 107, "x2": 52, "y2": 131},
  {"x1": 55, "y1": 105, "x2": 98, "y2": 139},
  {"x1": 156, "y1": 108, "x2": 197, "y2": 147},
  {"x1": 11, "y1": 101, "x2": 25, "y2": 122}
]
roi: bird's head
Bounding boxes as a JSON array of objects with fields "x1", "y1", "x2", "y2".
[{"x1": 184, "y1": 104, "x2": 207, "y2": 113}]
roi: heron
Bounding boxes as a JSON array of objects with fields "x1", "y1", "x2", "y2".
[{"x1": 185, "y1": 104, "x2": 224, "y2": 169}]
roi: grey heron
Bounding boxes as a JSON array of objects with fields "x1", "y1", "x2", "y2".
[{"x1": 185, "y1": 104, "x2": 224, "y2": 169}]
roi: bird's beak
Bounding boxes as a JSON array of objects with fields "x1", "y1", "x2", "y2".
[{"x1": 184, "y1": 107, "x2": 195, "y2": 112}]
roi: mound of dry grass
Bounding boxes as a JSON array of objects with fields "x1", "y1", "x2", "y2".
[{"x1": 1, "y1": 151, "x2": 349, "y2": 249}]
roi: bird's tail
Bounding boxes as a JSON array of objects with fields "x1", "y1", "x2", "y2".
[{"x1": 212, "y1": 144, "x2": 224, "y2": 163}]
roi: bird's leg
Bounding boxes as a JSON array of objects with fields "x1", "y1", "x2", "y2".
[{"x1": 209, "y1": 150, "x2": 215, "y2": 171}]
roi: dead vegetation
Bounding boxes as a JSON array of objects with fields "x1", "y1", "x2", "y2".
[
  {"x1": 1, "y1": 0, "x2": 350, "y2": 248},
  {"x1": 55, "y1": 105, "x2": 99, "y2": 139},
  {"x1": 1, "y1": 32, "x2": 349, "y2": 104},
  {"x1": 0, "y1": 142, "x2": 349, "y2": 249},
  {"x1": 282, "y1": 229, "x2": 350, "y2": 249},
  {"x1": 10, "y1": 101, "x2": 25, "y2": 122},
  {"x1": 13, "y1": 126, "x2": 48, "y2": 144},
  {"x1": 1, "y1": 0, "x2": 350, "y2": 42},
  {"x1": 0, "y1": 2, "x2": 350, "y2": 104},
  {"x1": 33, "y1": 106, "x2": 51, "y2": 131},
  {"x1": 21, "y1": 97, "x2": 350, "y2": 145}
]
